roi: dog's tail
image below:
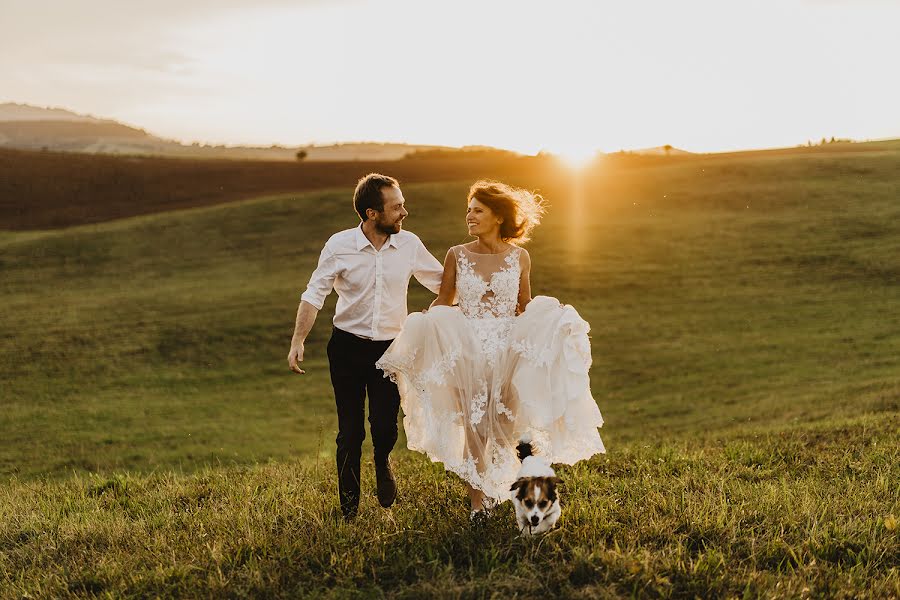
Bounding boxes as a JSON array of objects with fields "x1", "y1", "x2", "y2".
[{"x1": 516, "y1": 433, "x2": 534, "y2": 461}]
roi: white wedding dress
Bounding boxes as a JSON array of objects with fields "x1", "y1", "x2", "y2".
[{"x1": 376, "y1": 245, "x2": 605, "y2": 501}]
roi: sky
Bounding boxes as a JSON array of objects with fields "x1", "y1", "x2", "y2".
[{"x1": 2, "y1": 0, "x2": 899, "y2": 158}]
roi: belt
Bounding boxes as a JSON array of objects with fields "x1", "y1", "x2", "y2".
[{"x1": 333, "y1": 326, "x2": 378, "y2": 342}]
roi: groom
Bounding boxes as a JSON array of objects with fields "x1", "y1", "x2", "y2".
[{"x1": 287, "y1": 173, "x2": 443, "y2": 519}]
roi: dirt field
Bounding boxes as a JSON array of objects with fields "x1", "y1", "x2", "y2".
[{"x1": 0, "y1": 148, "x2": 558, "y2": 230}]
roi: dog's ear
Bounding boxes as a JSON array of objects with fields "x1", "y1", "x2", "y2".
[{"x1": 509, "y1": 477, "x2": 529, "y2": 492}]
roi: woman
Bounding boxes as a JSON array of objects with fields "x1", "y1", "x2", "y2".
[{"x1": 376, "y1": 180, "x2": 605, "y2": 515}]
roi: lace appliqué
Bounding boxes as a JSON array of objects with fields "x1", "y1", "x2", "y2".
[
  {"x1": 495, "y1": 393, "x2": 513, "y2": 420},
  {"x1": 455, "y1": 250, "x2": 520, "y2": 320},
  {"x1": 511, "y1": 339, "x2": 554, "y2": 367},
  {"x1": 455, "y1": 248, "x2": 520, "y2": 366},
  {"x1": 419, "y1": 349, "x2": 460, "y2": 388},
  {"x1": 377, "y1": 348, "x2": 461, "y2": 424},
  {"x1": 375, "y1": 348, "x2": 417, "y2": 384},
  {"x1": 470, "y1": 381, "x2": 488, "y2": 426},
  {"x1": 451, "y1": 454, "x2": 483, "y2": 490}
]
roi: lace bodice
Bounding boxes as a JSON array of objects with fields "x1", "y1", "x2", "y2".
[{"x1": 454, "y1": 245, "x2": 521, "y2": 320}]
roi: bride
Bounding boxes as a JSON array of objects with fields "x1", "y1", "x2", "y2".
[{"x1": 376, "y1": 180, "x2": 605, "y2": 515}]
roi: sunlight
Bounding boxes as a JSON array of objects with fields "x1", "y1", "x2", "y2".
[
  {"x1": 3, "y1": 0, "x2": 897, "y2": 154},
  {"x1": 566, "y1": 168, "x2": 588, "y2": 260},
  {"x1": 555, "y1": 145, "x2": 600, "y2": 170},
  {"x1": 100, "y1": 1, "x2": 900, "y2": 152}
]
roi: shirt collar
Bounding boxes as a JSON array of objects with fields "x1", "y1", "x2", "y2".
[{"x1": 355, "y1": 223, "x2": 398, "y2": 251}]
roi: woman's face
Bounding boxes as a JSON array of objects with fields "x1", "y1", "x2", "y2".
[{"x1": 466, "y1": 198, "x2": 502, "y2": 237}]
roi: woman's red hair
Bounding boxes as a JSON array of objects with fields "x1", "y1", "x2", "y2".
[{"x1": 468, "y1": 180, "x2": 546, "y2": 244}]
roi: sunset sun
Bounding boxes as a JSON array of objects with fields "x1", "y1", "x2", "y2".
[{"x1": 555, "y1": 145, "x2": 600, "y2": 169}]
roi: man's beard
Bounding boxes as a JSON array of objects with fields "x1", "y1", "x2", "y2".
[{"x1": 375, "y1": 219, "x2": 401, "y2": 235}]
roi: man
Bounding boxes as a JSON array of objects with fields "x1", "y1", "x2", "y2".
[{"x1": 287, "y1": 173, "x2": 443, "y2": 519}]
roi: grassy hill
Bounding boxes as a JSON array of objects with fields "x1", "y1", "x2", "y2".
[
  {"x1": 0, "y1": 149, "x2": 898, "y2": 597},
  {"x1": 3, "y1": 140, "x2": 898, "y2": 231}
]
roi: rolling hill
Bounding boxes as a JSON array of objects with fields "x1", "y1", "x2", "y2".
[
  {"x1": 2, "y1": 135, "x2": 899, "y2": 231},
  {"x1": 0, "y1": 146, "x2": 897, "y2": 596},
  {"x1": 0, "y1": 103, "x2": 456, "y2": 161}
]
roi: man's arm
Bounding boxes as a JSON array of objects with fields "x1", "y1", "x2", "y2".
[
  {"x1": 289, "y1": 243, "x2": 337, "y2": 374},
  {"x1": 287, "y1": 300, "x2": 319, "y2": 374},
  {"x1": 412, "y1": 237, "x2": 444, "y2": 295}
]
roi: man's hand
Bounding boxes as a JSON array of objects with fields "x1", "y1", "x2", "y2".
[
  {"x1": 287, "y1": 341, "x2": 306, "y2": 374},
  {"x1": 288, "y1": 302, "x2": 319, "y2": 375}
]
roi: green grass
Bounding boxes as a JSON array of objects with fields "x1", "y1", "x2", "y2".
[
  {"x1": 1, "y1": 150, "x2": 898, "y2": 596},
  {"x1": 0, "y1": 419, "x2": 896, "y2": 598}
]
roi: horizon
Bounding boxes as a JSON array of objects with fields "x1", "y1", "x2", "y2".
[
  {"x1": 2, "y1": 1, "x2": 899, "y2": 161},
  {"x1": 3, "y1": 100, "x2": 895, "y2": 158}
]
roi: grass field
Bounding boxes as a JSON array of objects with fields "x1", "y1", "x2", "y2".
[
  {"x1": 0, "y1": 147, "x2": 549, "y2": 230},
  {"x1": 1, "y1": 148, "x2": 898, "y2": 597}
]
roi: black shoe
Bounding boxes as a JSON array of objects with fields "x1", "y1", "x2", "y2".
[
  {"x1": 375, "y1": 460, "x2": 397, "y2": 508},
  {"x1": 337, "y1": 458, "x2": 361, "y2": 520},
  {"x1": 338, "y1": 483, "x2": 360, "y2": 521},
  {"x1": 339, "y1": 491, "x2": 359, "y2": 520}
]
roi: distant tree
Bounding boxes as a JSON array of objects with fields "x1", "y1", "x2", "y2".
[
  {"x1": 830, "y1": 136, "x2": 836, "y2": 144},
  {"x1": 663, "y1": 144, "x2": 673, "y2": 156},
  {"x1": 820, "y1": 137, "x2": 827, "y2": 146},
  {"x1": 295, "y1": 150, "x2": 308, "y2": 161}
]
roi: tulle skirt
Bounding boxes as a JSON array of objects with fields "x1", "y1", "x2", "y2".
[{"x1": 376, "y1": 296, "x2": 605, "y2": 500}]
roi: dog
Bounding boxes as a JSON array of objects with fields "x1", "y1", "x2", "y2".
[{"x1": 509, "y1": 440, "x2": 562, "y2": 535}]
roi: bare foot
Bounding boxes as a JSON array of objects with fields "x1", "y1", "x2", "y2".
[{"x1": 467, "y1": 484, "x2": 487, "y2": 512}]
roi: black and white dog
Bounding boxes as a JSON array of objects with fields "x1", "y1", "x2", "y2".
[{"x1": 509, "y1": 441, "x2": 562, "y2": 535}]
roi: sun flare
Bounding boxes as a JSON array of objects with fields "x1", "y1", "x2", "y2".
[{"x1": 555, "y1": 145, "x2": 600, "y2": 169}]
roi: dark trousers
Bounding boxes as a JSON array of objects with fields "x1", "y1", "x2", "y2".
[{"x1": 326, "y1": 327, "x2": 401, "y2": 517}]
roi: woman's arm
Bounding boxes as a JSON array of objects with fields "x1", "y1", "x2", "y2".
[
  {"x1": 517, "y1": 248, "x2": 532, "y2": 314},
  {"x1": 429, "y1": 248, "x2": 457, "y2": 308}
]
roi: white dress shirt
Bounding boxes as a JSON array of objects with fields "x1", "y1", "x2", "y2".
[{"x1": 301, "y1": 225, "x2": 443, "y2": 340}]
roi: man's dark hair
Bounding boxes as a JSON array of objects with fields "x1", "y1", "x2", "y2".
[{"x1": 353, "y1": 173, "x2": 399, "y2": 221}]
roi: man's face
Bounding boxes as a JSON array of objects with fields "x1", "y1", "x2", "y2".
[{"x1": 374, "y1": 185, "x2": 408, "y2": 235}]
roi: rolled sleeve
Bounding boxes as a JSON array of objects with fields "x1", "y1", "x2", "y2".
[
  {"x1": 300, "y1": 247, "x2": 338, "y2": 310},
  {"x1": 413, "y1": 239, "x2": 444, "y2": 294}
]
